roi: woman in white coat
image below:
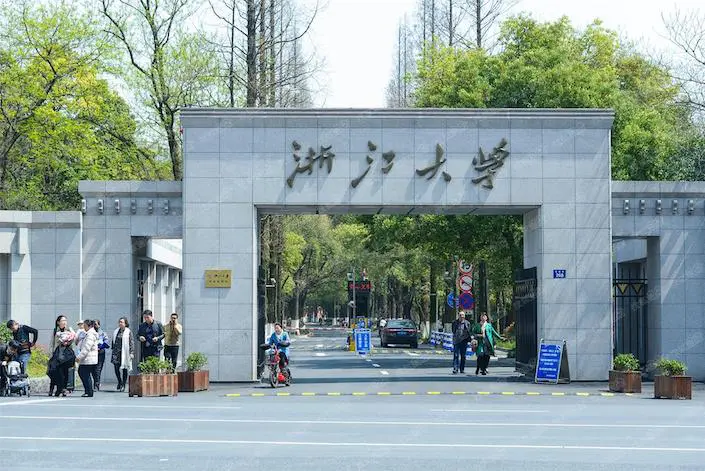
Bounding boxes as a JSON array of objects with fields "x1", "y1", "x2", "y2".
[
  {"x1": 111, "y1": 317, "x2": 134, "y2": 392},
  {"x1": 76, "y1": 319, "x2": 98, "y2": 397}
]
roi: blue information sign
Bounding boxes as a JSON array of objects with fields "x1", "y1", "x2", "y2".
[
  {"x1": 553, "y1": 269, "x2": 567, "y2": 279},
  {"x1": 355, "y1": 328, "x2": 371, "y2": 354},
  {"x1": 446, "y1": 293, "x2": 459, "y2": 308},
  {"x1": 535, "y1": 339, "x2": 570, "y2": 384}
]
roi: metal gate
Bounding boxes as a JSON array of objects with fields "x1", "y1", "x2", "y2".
[
  {"x1": 613, "y1": 262, "x2": 648, "y2": 364},
  {"x1": 513, "y1": 267, "x2": 537, "y2": 367}
]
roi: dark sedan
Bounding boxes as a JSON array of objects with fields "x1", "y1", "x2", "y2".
[{"x1": 380, "y1": 319, "x2": 418, "y2": 348}]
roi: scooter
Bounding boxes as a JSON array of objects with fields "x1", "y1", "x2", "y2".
[{"x1": 259, "y1": 342, "x2": 291, "y2": 388}]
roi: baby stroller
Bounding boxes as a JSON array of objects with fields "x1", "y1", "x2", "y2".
[{"x1": 1, "y1": 360, "x2": 30, "y2": 397}]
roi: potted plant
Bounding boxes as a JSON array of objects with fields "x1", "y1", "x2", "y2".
[
  {"x1": 609, "y1": 353, "x2": 641, "y2": 393},
  {"x1": 178, "y1": 352, "x2": 209, "y2": 392},
  {"x1": 128, "y1": 356, "x2": 178, "y2": 397},
  {"x1": 653, "y1": 358, "x2": 692, "y2": 400}
]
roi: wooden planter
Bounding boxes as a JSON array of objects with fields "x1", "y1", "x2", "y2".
[
  {"x1": 654, "y1": 375, "x2": 692, "y2": 400},
  {"x1": 178, "y1": 370, "x2": 209, "y2": 392},
  {"x1": 608, "y1": 370, "x2": 642, "y2": 393},
  {"x1": 128, "y1": 374, "x2": 178, "y2": 397}
]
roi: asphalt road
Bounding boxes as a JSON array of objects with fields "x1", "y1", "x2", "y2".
[{"x1": 1, "y1": 327, "x2": 704, "y2": 470}]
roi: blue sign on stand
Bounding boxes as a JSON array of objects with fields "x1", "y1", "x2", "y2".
[
  {"x1": 535, "y1": 339, "x2": 570, "y2": 384},
  {"x1": 458, "y1": 292, "x2": 474, "y2": 309},
  {"x1": 355, "y1": 328, "x2": 371, "y2": 354}
]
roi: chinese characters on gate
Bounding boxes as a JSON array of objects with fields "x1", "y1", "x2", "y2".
[{"x1": 285, "y1": 136, "x2": 510, "y2": 190}]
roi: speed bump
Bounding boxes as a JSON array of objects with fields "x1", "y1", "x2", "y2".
[{"x1": 224, "y1": 390, "x2": 638, "y2": 398}]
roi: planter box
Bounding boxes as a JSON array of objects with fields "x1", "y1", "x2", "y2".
[
  {"x1": 128, "y1": 374, "x2": 178, "y2": 397},
  {"x1": 654, "y1": 375, "x2": 692, "y2": 400},
  {"x1": 608, "y1": 370, "x2": 642, "y2": 393},
  {"x1": 178, "y1": 370, "x2": 209, "y2": 392}
]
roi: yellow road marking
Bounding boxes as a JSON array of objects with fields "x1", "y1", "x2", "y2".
[
  {"x1": 451, "y1": 391, "x2": 466, "y2": 395},
  {"x1": 477, "y1": 392, "x2": 491, "y2": 395},
  {"x1": 501, "y1": 392, "x2": 515, "y2": 396},
  {"x1": 376, "y1": 392, "x2": 391, "y2": 396},
  {"x1": 301, "y1": 392, "x2": 316, "y2": 396},
  {"x1": 327, "y1": 392, "x2": 341, "y2": 396},
  {"x1": 576, "y1": 392, "x2": 590, "y2": 396},
  {"x1": 426, "y1": 391, "x2": 441, "y2": 395},
  {"x1": 551, "y1": 392, "x2": 565, "y2": 396},
  {"x1": 352, "y1": 392, "x2": 366, "y2": 396},
  {"x1": 600, "y1": 393, "x2": 614, "y2": 397},
  {"x1": 526, "y1": 392, "x2": 540, "y2": 396},
  {"x1": 276, "y1": 392, "x2": 290, "y2": 396},
  {"x1": 402, "y1": 392, "x2": 416, "y2": 395},
  {"x1": 225, "y1": 393, "x2": 241, "y2": 397},
  {"x1": 251, "y1": 393, "x2": 265, "y2": 397}
]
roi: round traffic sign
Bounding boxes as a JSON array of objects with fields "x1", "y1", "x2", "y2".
[
  {"x1": 459, "y1": 292, "x2": 474, "y2": 309},
  {"x1": 459, "y1": 261, "x2": 473, "y2": 274},
  {"x1": 446, "y1": 293, "x2": 458, "y2": 308},
  {"x1": 459, "y1": 275, "x2": 473, "y2": 292}
]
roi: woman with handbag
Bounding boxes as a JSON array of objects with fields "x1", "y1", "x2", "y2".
[
  {"x1": 473, "y1": 313, "x2": 505, "y2": 376},
  {"x1": 111, "y1": 317, "x2": 134, "y2": 392},
  {"x1": 48, "y1": 315, "x2": 76, "y2": 397}
]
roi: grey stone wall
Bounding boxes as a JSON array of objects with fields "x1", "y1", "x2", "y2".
[{"x1": 182, "y1": 108, "x2": 615, "y2": 381}]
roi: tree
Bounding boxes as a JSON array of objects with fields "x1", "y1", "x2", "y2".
[
  {"x1": 100, "y1": 0, "x2": 220, "y2": 180},
  {"x1": 663, "y1": 8, "x2": 705, "y2": 116},
  {"x1": 0, "y1": 1, "x2": 159, "y2": 210}
]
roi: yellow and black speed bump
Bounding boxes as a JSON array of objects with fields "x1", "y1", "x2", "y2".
[{"x1": 225, "y1": 391, "x2": 633, "y2": 398}]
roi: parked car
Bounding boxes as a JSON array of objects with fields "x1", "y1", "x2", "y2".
[{"x1": 380, "y1": 319, "x2": 418, "y2": 348}]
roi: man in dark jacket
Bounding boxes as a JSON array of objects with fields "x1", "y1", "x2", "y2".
[
  {"x1": 138, "y1": 310, "x2": 165, "y2": 362},
  {"x1": 451, "y1": 311, "x2": 472, "y2": 374},
  {"x1": 6, "y1": 320, "x2": 38, "y2": 374}
]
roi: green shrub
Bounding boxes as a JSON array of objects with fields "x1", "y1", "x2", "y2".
[
  {"x1": 185, "y1": 352, "x2": 208, "y2": 372},
  {"x1": 654, "y1": 358, "x2": 687, "y2": 376},
  {"x1": 0, "y1": 323, "x2": 11, "y2": 344},
  {"x1": 138, "y1": 356, "x2": 174, "y2": 374},
  {"x1": 27, "y1": 344, "x2": 50, "y2": 377},
  {"x1": 613, "y1": 353, "x2": 640, "y2": 372}
]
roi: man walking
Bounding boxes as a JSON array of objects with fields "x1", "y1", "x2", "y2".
[
  {"x1": 137, "y1": 310, "x2": 165, "y2": 362},
  {"x1": 451, "y1": 311, "x2": 472, "y2": 374},
  {"x1": 6, "y1": 320, "x2": 38, "y2": 374},
  {"x1": 163, "y1": 312, "x2": 182, "y2": 370}
]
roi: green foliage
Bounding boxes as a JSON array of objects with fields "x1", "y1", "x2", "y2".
[
  {"x1": 185, "y1": 352, "x2": 208, "y2": 372},
  {"x1": 414, "y1": 15, "x2": 697, "y2": 182},
  {"x1": 654, "y1": 358, "x2": 687, "y2": 376},
  {"x1": 27, "y1": 344, "x2": 50, "y2": 378},
  {"x1": 613, "y1": 353, "x2": 640, "y2": 372},
  {"x1": 138, "y1": 356, "x2": 174, "y2": 374},
  {"x1": 0, "y1": 324, "x2": 11, "y2": 344}
]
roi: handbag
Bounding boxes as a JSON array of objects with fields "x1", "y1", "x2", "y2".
[{"x1": 56, "y1": 345, "x2": 76, "y2": 366}]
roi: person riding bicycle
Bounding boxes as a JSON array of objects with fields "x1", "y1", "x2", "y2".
[{"x1": 268, "y1": 323, "x2": 290, "y2": 370}]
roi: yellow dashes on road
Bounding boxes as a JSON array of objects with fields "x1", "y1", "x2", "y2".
[{"x1": 224, "y1": 390, "x2": 638, "y2": 398}]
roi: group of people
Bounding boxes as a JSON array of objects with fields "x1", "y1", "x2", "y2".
[
  {"x1": 451, "y1": 311, "x2": 505, "y2": 375},
  {"x1": 1, "y1": 309, "x2": 182, "y2": 398}
]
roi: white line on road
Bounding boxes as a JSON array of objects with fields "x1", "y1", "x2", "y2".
[
  {"x1": 5, "y1": 416, "x2": 705, "y2": 429},
  {"x1": 314, "y1": 353, "x2": 327, "y2": 357},
  {"x1": 1, "y1": 436, "x2": 705, "y2": 453},
  {"x1": 365, "y1": 359, "x2": 372, "y2": 362},
  {"x1": 0, "y1": 398, "x2": 64, "y2": 406},
  {"x1": 380, "y1": 371, "x2": 389, "y2": 375},
  {"x1": 431, "y1": 409, "x2": 549, "y2": 413},
  {"x1": 372, "y1": 363, "x2": 380, "y2": 368},
  {"x1": 405, "y1": 351, "x2": 420, "y2": 357}
]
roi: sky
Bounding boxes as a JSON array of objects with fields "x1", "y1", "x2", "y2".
[{"x1": 302, "y1": 0, "x2": 704, "y2": 108}]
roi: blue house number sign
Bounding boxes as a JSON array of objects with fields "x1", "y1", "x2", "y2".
[{"x1": 553, "y1": 269, "x2": 566, "y2": 279}]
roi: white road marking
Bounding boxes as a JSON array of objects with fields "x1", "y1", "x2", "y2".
[
  {"x1": 372, "y1": 363, "x2": 381, "y2": 368},
  {"x1": 314, "y1": 353, "x2": 327, "y2": 357},
  {"x1": 405, "y1": 351, "x2": 420, "y2": 357},
  {"x1": 5, "y1": 416, "x2": 705, "y2": 429},
  {"x1": 365, "y1": 359, "x2": 372, "y2": 362},
  {"x1": 380, "y1": 371, "x2": 389, "y2": 375},
  {"x1": 0, "y1": 398, "x2": 64, "y2": 406},
  {"x1": 431, "y1": 409, "x2": 549, "y2": 413},
  {"x1": 1, "y1": 436, "x2": 704, "y2": 453},
  {"x1": 315, "y1": 344, "x2": 324, "y2": 348},
  {"x1": 7, "y1": 404, "x2": 241, "y2": 410}
]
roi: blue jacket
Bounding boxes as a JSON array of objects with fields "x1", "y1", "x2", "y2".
[{"x1": 268, "y1": 331, "x2": 290, "y2": 357}]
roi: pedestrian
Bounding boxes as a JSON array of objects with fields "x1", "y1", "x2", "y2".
[
  {"x1": 92, "y1": 320, "x2": 110, "y2": 391},
  {"x1": 0, "y1": 340, "x2": 20, "y2": 392},
  {"x1": 163, "y1": 312, "x2": 182, "y2": 371},
  {"x1": 5, "y1": 319, "x2": 38, "y2": 374},
  {"x1": 75, "y1": 320, "x2": 86, "y2": 348},
  {"x1": 48, "y1": 315, "x2": 75, "y2": 397},
  {"x1": 473, "y1": 312, "x2": 505, "y2": 376},
  {"x1": 451, "y1": 311, "x2": 472, "y2": 374},
  {"x1": 112, "y1": 316, "x2": 134, "y2": 392},
  {"x1": 76, "y1": 319, "x2": 98, "y2": 397},
  {"x1": 137, "y1": 310, "x2": 164, "y2": 362}
]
